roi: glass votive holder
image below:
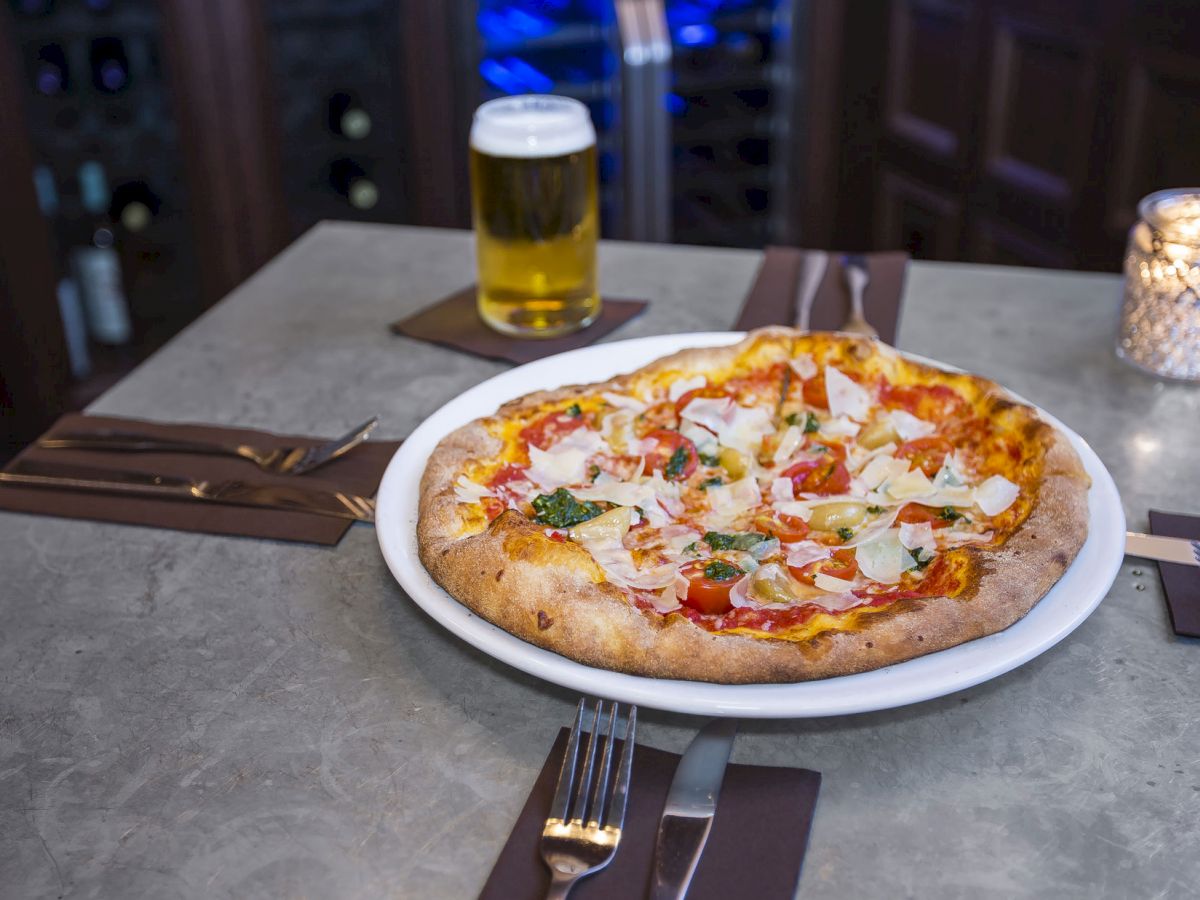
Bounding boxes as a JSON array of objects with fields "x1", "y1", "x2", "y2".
[{"x1": 1116, "y1": 188, "x2": 1200, "y2": 381}]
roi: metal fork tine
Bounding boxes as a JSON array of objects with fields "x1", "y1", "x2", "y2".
[
  {"x1": 1192, "y1": 541, "x2": 1200, "y2": 565},
  {"x1": 548, "y1": 699, "x2": 586, "y2": 822},
  {"x1": 603, "y1": 705, "x2": 637, "y2": 831},
  {"x1": 586, "y1": 703, "x2": 619, "y2": 827},
  {"x1": 569, "y1": 700, "x2": 604, "y2": 824}
]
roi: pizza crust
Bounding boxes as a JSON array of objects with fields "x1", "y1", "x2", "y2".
[{"x1": 416, "y1": 330, "x2": 1091, "y2": 684}]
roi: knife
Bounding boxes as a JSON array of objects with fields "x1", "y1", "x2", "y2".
[
  {"x1": 651, "y1": 718, "x2": 738, "y2": 900},
  {"x1": 793, "y1": 251, "x2": 828, "y2": 331},
  {"x1": 1125, "y1": 531, "x2": 1200, "y2": 567},
  {"x1": 0, "y1": 461, "x2": 374, "y2": 522}
]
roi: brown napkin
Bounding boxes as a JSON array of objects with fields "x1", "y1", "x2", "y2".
[
  {"x1": 479, "y1": 726, "x2": 821, "y2": 900},
  {"x1": 390, "y1": 285, "x2": 648, "y2": 365},
  {"x1": 734, "y1": 246, "x2": 908, "y2": 343},
  {"x1": 1148, "y1": 510, "x2": 1200, "y2": 637},
  {"x1": 0, "y1": 414, "x2": 402, "y2": 545}
]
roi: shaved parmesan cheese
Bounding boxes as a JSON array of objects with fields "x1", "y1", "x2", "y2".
[
  {"x1": 650, "y1": 583, "x2": 681, "y2": 613},
  {"x1": 527, "y1": 444, "x2": 590, "y2": 487},
  {"x1": 454, "y1": 475, "x2": 493, "y2": 504},
  {"x1": 707, "y1": 475, "x2": 762, "y2": 517},
  {"x1": 580, "y1": 538, "x2": 676, "y2": 590},
  {"x1": 899, "y1": 521, "x2": 935, "y2": 553},
  {"x1": 668, "y1": 374, "x2": 707, "y2": 402},
  {"x1": 846, "y1": 441, "x2": 897, "y2": 473},
  {"x1": 855, "y1": 530, "x2": 915, "y2": 584},
  {"x1": 814, "y1": 572, "x2": 857, "y2": 593},
  {"x1": 749, "y1": 537, "x2": 780, "y2": 560},
  {"x1": 975, "y1": 475, "x2": 1019, "y2": 515},
  {"x1": 789, "y1": 353, "x2": 818, "y2": 380},
  {"x1": 600, "y1": 409, "x2": 637, "y2": 454},
  {"x1": 825, "y1": 366, "x2": 873, "y2": 421},
  {"x1": 680, "y1": 420, "x2": 718, "y2": 455},
  {"x1": 819, "y1": 416, "x2": 862, "y2": 438},
  {"x1": 680, "y1": 396, "x2": 735, "y2": 432},
  {"x1": 774, "y1": 501, "x2": 814, "y2": 521},
  {"x1": 909, "y1": 486, "x2": 974, "y2": 508},
  {"x1": 886, "y1": 468, "x2": 935, "y2": 500},
  {"x1": 572, "y1": 476, "x2": 668, "y2": 525},
  {"x1": 771, "y1": 476, "x2": 796, "y2": 504},
  {"x1": 601, "y1": 392, "x2": 646, "y2": 413},
  {"x1": 675, "y1": 569, "x2": 691, "y2": 601},
  {"x1": 888, "y1": 409, "x2": 936, "y2": 441},
  {"x1": 784, "y1": 541, "x2": 831, "y2": 568},
  {"x1": 727, "y1": 575, "x2": 755, "y2": 608},
  {"x1": 569, "y1": 506, "x2": 634, "y2": 544},
  {"x1": 940, "y1": 529, "x2": 994, "y2": 546},
  {"x1": 664, "y1": 529, "x2": 702, "y2": 555},
  {"x1": 773, "y1": 425, "x2": 805, "y2": 464},
  {"x1": 860, "y1": 455, "x2": 910, "y2": 490},
  {"x1": 812, "y1": 591, "x2": 864, "y2": 613},
  {"x1": 682, "y1": 397, "x2": 773, "y2": 455}
]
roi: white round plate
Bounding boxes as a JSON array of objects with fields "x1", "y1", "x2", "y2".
[{"x1": 376, "y1": 333, "x2": 1124, "y2": 718}]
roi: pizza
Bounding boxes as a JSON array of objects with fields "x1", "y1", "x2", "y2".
[{"x1": 417, "y1": 328, "x2": 1090, "y2": 684}]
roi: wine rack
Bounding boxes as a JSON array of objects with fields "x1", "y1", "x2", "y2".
[
  {"x1": 7, "y1": 0, "x2": 202, "y2": 400},
  {"x1": 263, "y1": 0, "x2": 407, "y2": 236},
  {"x1": 9, "y1": 0, "x2": 202, "y2": 397},
  {"x1": 475, "y1": 0, "x2": 624, "y2": 236},
  {"x1": 667, "y1": 0, "x2": 792, "y2": 248}
]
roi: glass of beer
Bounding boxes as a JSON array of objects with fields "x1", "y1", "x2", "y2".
[{"x1": 469, "y1": 95, "x2": 599, "y2": 338}]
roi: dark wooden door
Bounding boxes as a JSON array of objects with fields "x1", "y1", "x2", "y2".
[{"x1": 833, "y1": 0, "x2": 1200, "y2": 271}]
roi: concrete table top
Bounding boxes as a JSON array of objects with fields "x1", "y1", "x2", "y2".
[{"x1": 3, "y1": 223, "x2": 1198, "y2": 899}]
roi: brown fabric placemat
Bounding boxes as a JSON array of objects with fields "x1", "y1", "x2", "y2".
[
  {"x1": 1148, "y1": 510, "x2": 1200, "y2": 637},
  {"x1": 734, "y1": 246, "x2": 909, "y2": 343},
  {"x1": 390, "y1": 285, "x2": 648, "y2": 365},
  {"x1": 0, "y1": 414, "x2": 402, "y2": 545},
  {"x1": 479, "y1": 727, "x2": 821, "y2": 900}
]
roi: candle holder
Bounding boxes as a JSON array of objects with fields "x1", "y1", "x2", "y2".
[{"x1": 1117, "y1": 188, "x2": 1200, "y2": 381}]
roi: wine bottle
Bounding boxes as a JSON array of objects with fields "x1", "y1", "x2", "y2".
[
  {"x1": 327, "y1": 92, "x2": 372, "y2": 140},
  {"x1": 110, "y1": 181, "x2": 160, "y2": 233},
  {"x1": 72, "y1": 161, "x2": 133, "y2": 345},
  {"x1": 34, "y1": 44, "x2": 69, "y2": 97},
  {"x1": 90, "y1": 37, "x2": 129, "y2": 94},
  {"x1": 328, "y1": 158, "x2": 378, "y2": 211}
]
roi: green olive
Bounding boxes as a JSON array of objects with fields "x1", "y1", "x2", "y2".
[
  {"x1": 857, "y1": 418, "x2": 899, "y2": 450},
  {"x1": 808, "y1": 502, "x2": 868, "y2": 531},
  {"x1": 750, "y1": 565, "x2": 798, "y2": 605},
  {"x1": 718, "y1": 447, "x2": 748, "y2": 479}
]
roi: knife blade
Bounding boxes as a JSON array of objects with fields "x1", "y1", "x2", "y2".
[
  {"x1": 0, "y1": 461, "x2": 374, "y2": 522},
  {"x1": 793, "y1": 250, "x2": 828, "y2": 331},
  {"x1": 1126, "y1": 531, "x2": 1200, "y2": 567},
  {"x1": 651, "y1": 718, "x2": 738, "y2": 900}
]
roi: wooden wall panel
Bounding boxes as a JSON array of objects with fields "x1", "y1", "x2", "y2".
[
  {"x1": 883, "y1": 0, "x2": 971, "y2": 161},
  {"x1": 982, "y1": 17, "x2": 1098, "y2": 206},
  {"x1": 875, "y1": 168, "x2": 963, "y2": 259},
  {"x1": 1107, "y1": 49, "x2": 1200, "y2": 238}
]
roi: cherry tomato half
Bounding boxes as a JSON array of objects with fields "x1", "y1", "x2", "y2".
[
  {"x1": 678, "y1": 559, "x2": 742, "y2": 614},
  {"x1": 782, "y1": 458, "x2": 851, "y2": 496},
  {"x1": 897, "y1": 436, "x2": 953, "y2": 478},
  {"x1": 801, "y1": 371, "x2": 828, "y2": 408},
  {"x1": 789, "y1": 548, "x2": 859, "y2": 585},
  {"x1": 643, "y1": 429, "x2": 698, "y2": 480},
  {"x1": 758, "y1": 513, "x2": 810, "y2": 543},
  {"x1": 673, "y1": 386, "x2": 730, "y2": 417},
  {"x1": 520, "y1": 411, "x2": 584, "y2": 450},
  {"x1": 896, "y1": 502, "x2": 953, "y2": 529}
]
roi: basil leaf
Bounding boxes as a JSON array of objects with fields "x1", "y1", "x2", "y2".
[
  {"x1": 703, "y1": 560, "x2": 744, "y2": 582},
  {"x1": 531, "y1": 489, "x2": 604, "y2": 528}
]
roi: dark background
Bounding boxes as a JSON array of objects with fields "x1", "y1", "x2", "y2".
[{"x1": 2, "y1": 0, "x2": 1198, "y2": 457}]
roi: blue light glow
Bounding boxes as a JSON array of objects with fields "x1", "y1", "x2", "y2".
[
  {"x1": 675, "y1": 23, "x2": 717, "y2": 46},
  {"x1": 479, "y1": 56, "x2": 555, "y2": 94}
]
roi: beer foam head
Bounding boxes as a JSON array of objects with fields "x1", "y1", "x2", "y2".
[{"x1": 470, "y1": 95, "x2": 596, "y2": 158}]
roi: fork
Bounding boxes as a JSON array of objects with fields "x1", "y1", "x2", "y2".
[
  {"x1": 541, "y1": 699, "x2": 637, "y2": 900},
  {"x1": 839, "y1": 254, "x2": 880, "y2": 339},
  {"x1": 38, "y1": 417, "x2": 379, "y2": 476}
]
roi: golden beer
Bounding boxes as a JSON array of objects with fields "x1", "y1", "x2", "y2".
[{"x1": 470, "y1": 96, "x2": 599, "y2": 337}]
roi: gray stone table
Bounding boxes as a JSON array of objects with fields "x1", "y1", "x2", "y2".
[{"x1": 3, "y1": 223, "x2": 1199, "y2": 899}]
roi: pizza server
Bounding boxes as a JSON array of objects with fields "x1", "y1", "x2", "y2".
[{"x1": 650, "y1": 718, "x2": 738, "y2": 900}]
